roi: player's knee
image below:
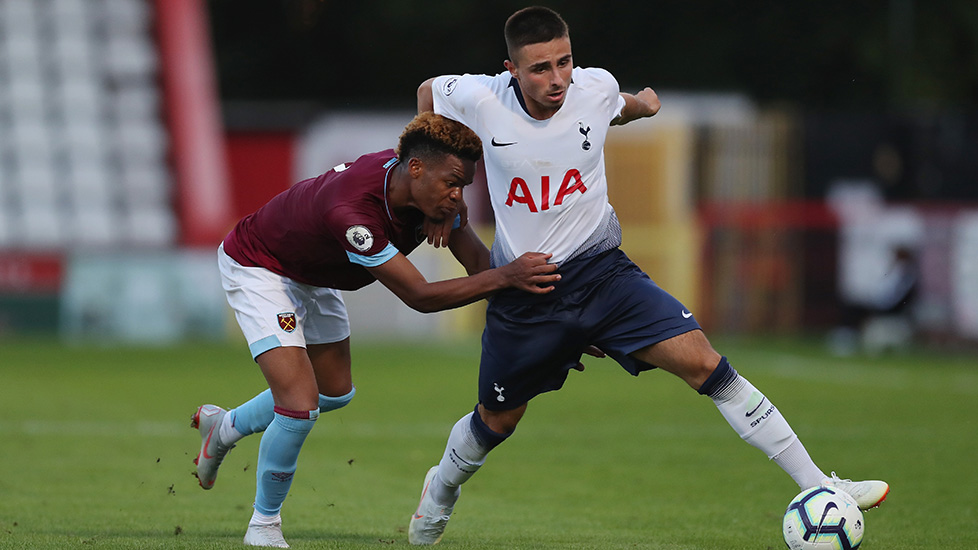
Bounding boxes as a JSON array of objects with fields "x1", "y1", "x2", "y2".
[
  {"x1": 696, "y1": 356, "x2": 736, "y2": 396},
  {"x1": 669, "y1": 341, "x2": 720, "y2": 392},
  {"x1": 693, "y1": 360, "x2": 719, "y2": 390},
  {"x1": 319, "y1": 387, "x2": 356, "y2": 412},
  {"x1": 273, "y1": 406, "x2": 320, "y2": 424},
  {"x1": 478, "y1": 403, "x2": 524, "y2": 436},
  {"x1": 472, "y1": 404, "x2": 516, "y2": 450}
]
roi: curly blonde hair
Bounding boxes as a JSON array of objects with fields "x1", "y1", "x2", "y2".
[{"x1": 396, "y1": 112, "x2": 482, "y2": 164}]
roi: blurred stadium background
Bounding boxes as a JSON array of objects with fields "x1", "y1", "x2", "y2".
[{"x1": 1, "y1": 0, "x2": 977, "y2": 355}]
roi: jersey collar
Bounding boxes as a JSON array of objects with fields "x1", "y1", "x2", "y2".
[
  {"x1": 508, "y1": 75, "x2": 575, "y2": 118},
  {"x1": 508, "y1": 77, "x2": 531, "y2": 117},
  {"x1": 382, "y1": 156, "x2": 399, "y2": 221}
]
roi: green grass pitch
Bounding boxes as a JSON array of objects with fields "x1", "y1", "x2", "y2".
[{"x1": 0, "y1": 335, "x2": 975, "y2": 549}]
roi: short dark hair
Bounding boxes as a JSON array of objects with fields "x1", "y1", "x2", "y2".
[
  {"x1": 396, "y1": 112, "x2": 482, "y2": 164},
  {"x1": 504, "y1": 6, "x2": 569, "y2": 62}
]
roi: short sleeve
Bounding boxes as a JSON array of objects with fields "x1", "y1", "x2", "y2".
[
  {"x1": 431, "y1": 75, "x2": 465, "y2": 121},
  {"x1": 327, "y1": 206, "x2": 393, "y2": 264},
  {"x1": 346, "y1": 243, "x2": 398, "y2": 267},
  {"x1": 431, "y1": 74, "x2": 495, "y2": 128},
  {"x1": 575, "y1": 67, "x2": 625, "y2": 123}
]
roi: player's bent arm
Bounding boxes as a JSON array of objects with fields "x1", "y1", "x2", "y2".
[
  {"x1": 423, "y1": 199, "x2": 468, "y2": 249},
  {"x1": 612, "y1": 87, "x2": 661, "y2": 126},
  {"x1": 367, "y1": 251, "x2": 559, "y2": 314},
  {"x1": 447, "y1": 224, "x2": 491, "y2": 276},
  {"x1": 418, "y1": 78, "x2": 436, "y2": 113}
]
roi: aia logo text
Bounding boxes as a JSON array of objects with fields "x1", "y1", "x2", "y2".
[{"x1": 505, "y1": 169, "x2": 587, "y2": 212}]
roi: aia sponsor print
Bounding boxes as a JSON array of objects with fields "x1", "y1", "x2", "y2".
[{"x1": 505, "y1": 169, "x2": 587, "y2": 212}]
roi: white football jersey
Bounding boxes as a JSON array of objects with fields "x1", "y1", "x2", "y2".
[{"x1": 432, "y1": 67, "x2": 626, "y2": 265}]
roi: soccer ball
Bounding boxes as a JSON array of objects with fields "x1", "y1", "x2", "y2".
[{"x1": 782, "y1": 486, "x2": 864, "y2": 550}]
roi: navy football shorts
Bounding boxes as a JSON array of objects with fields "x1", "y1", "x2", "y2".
[{"x1": 478, "y1": 248, "x2": 700, "y2": 411}]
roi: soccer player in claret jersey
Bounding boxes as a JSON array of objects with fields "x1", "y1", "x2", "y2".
[
  {"x1": 190, "y1": 112, "x2": 561, "y2": 548},
  {"x1": 407, "y1": 6, "x2": 889, "y2": 545}
]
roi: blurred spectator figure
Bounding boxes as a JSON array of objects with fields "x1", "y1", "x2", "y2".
[
  {"x1": 827, "y1": 181, "x2": 923, "y2": 355},
  {"x1": 830, "y1": 244, "x2": 919, "y2": 355},
  {"x1": 857, "y1": 244, "x2": 919, "y2": 353}
]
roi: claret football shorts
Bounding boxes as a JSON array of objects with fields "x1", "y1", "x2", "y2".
[
  {"x1": 218, "y1": 244, "x2": 351, "y2": 359},
  {"x1": 478, "y1": 248, "x2": 701, "y2": 410}
]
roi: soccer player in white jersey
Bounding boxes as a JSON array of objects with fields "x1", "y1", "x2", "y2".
[{"x1": 407, "y1": 6, "x2": 889, "y2": 545}]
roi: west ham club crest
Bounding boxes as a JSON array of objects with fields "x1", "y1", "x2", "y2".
[{"x1": 277, "y1": 312, "x2": 297, "y2": 332}]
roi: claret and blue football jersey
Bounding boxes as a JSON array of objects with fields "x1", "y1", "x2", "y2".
[{"x1": 223, "y1": 150, "x2": 426, "y2": 290}]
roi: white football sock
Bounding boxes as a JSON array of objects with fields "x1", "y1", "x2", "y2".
[
  {"x1": 772, "y1": 438, "x2": 827, "y2": 489},
  {"x1": 249, "y1": 510, "x2": 281, "y2": 527},
  {"x1": 432, "y1": 412, "x2": 489, "y2": 505},
  {"x1": 219, "y1": 411, "x2": 245, "y2": 445},
  {"x1": 705, "y1": 362, "x2": 828, "y2": 488},
  {"x1": 711, "y1": 374, "x2": 797, "y2": 458}
]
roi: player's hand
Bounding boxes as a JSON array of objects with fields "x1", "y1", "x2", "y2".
[
  {"x1": 422, "y1": 216, "x2": 452, "y2": 249},
  {"x1": 635, "y1": 87, "x2": 660, "y2": 117},
  {"x1": 573, "y1": 345, "x2": 606, "y2": 371},
  {"x1": 455, "y1": 197, "x2": 469, "y2": 230},
  {"x1": 423, "y1": 199, "x2": 469, "y2": 248},
  {"x1": 502, "y1": 252, "x2": 560, "y2": 294}
]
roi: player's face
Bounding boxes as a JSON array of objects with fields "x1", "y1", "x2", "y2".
[
  {"x1": 412, "y1": 154, "x2": 475, "y2": 222},
  {"x1": 505, "y1": 36, "x2": 573, "y2": 120}
]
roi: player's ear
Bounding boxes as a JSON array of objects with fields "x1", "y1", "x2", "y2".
[
  {"x1": 504, "y1": 59, "x2": 517, "y2": 77},
  {"x1": 407, "y1": 157, "x2": 424, "y2": 178}
]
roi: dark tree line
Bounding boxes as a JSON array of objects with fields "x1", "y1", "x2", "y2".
[{"x1": 207, "y1": 0, "x2": 978, "y2": 111}]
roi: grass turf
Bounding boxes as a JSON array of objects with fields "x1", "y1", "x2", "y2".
[{"x1": 0, "y1": 335, "x2": 975, "y2": 549}]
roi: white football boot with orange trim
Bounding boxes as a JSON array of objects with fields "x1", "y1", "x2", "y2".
[
  {"x1": 822, "y1": 472, "x2": 890, "y2": 510},
  {"x1": 408, "y1": 466, "x2": 456, "y2": 545}
]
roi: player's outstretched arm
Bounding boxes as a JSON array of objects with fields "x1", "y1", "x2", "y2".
[
  {"x1": 367, "y1": 251, "x2": 559, "y2": 313},
  {"x1": 612, "y1": 87, "x2": 661, "y2": 126},
  {"x1": 446, "y1": 223, "x2": 490, "y2": 275}
]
